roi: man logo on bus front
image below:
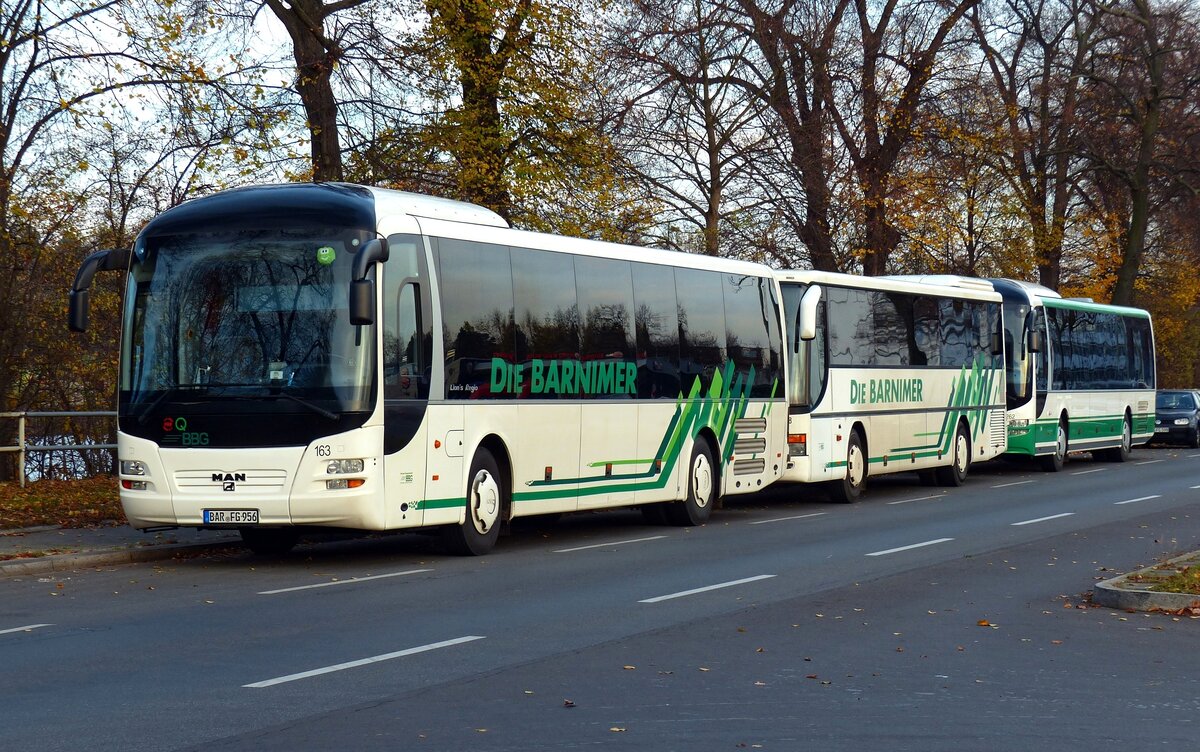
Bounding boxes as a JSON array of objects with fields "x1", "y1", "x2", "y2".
[{"x1": 223, "y1": 481, "x2": 235, "y2": 492}]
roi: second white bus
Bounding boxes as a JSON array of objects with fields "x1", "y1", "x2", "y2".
[{"x1": 778, "y1": 271, "x2": 1007, "y2": 501}]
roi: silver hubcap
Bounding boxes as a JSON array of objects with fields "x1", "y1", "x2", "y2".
[
  {"x1": 955, "y1": 433, "x2": 969, "y2": 474},
  {"x1": 1122, "y1": 421, "x2": 1131, "y2": 451},
  {"x1": 848, "y1": 443, "x2": 865, "y2": 488},
  {"x1": 1056, "y1": 426, "x2": 1067, "y2": 459},
  {"x1": 692, "y1": 453, "x2": 713, "y2": 508},
  {"x1": 469, "y1": 469, "x2": 500, "y2": 534}
]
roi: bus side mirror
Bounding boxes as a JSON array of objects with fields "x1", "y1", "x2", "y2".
[
  {"x1": 349, "y1": 280, "x2": 375, "y2": 326},
  {"x1": 796, "y1": 284, "x2": 822, "y2": 348},
  {"x1": 68, "y1": 289, "x2": 90, "y2": 333},
  {"x1": 348, "y1": 237, "x2": 390, "y2": 326},
  {"x1": 68, "y1": 248, "x2": 131, "y2": 332},
  {"x1": 1028, "y1": 330, "x2": 1044, "y2": 353}
]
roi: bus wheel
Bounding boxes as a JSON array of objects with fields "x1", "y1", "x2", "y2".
[
  {"x1": 1041, "y1": 420, "x2": 1067, "y2": 472},
  {"x1": 1101, "y1": 415, "x2": 1133, "y2": 462},
  {"x1": 829, "y1": 431, "x2": 866, "y2": 503},
  {"x1": 666, "y1": 440, "x2": 716, "y2": 526},
  {"x1": 240, "y1": 527, "x2": 299, "y2": 556},
  {"x1": 443, "y1": 448, "x2": 504, "y2": 556},
  {"x1": 935, "y1": 422, "x2": 971, "y2": 486}
]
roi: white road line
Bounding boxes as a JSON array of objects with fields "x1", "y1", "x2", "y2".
[
  {"x1": 1135, "y1": 460, "x2": 1164, "y2": 466},
  {"x1": 1190, "y1": 454, "x2": 1200, "y2": 459},
  {"x1": 886, "y1": 494, "x2": 946, "y2": 506},
  {"x1": 244, "y1": 636, "x2": 485, "y2": 688},
  {"x1": 865, "y1": 538, "x2": 954, "y2": 557},
  {"x1": 1071, "y1": 468, "x2": 1106, "y2": 476},
  {"x1": 258, "y1": 569, "x2": 432, "y2": 595},
  {"x1": 748, "y1": 512, "x2": 829, "y2": 525},
  {"x1": 553, "y1": 535, "x2": 667, "y2": 553},
  {"x1": 1192, "y1": 485, "x2": 1200, "y2": 490},
  {"x1": 1011, "y1": 512, "x2": 1075, "y2": 526},
  {"x1": 639, "y1": 575, "x2": 776, "y2": 604},
  {"x1": 1114, "y1": 495, "x2": 1161, "y2": 505},
  {"x1": 992, "y1": 480, "x2": 1035, "y2": 489},
  {"x1": 0, "y1": 624, "x2": 52, "y2": 636}
]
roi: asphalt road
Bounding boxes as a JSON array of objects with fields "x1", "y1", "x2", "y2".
[{"x1": 3, "y1": 446, "x2": 1199, "y2": 751}]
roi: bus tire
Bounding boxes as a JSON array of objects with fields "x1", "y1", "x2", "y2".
[
  {"x1": 666, "y1": 440, "x2": 716, "y2": 526},
  {"x1": 1100, "y1": 414, "x2": 1133, "y2": 462},
  {"x1": 443, "y1": 448, "x2": 504, "y2": 556},
  {"x1": 935, "y1": 421, "x2": 970, "y2": 487},
  {"x1": 1040, "y1": 419, "x2": 1067, "y2": 472},
  {"x1": 829, "y1": 430, "x2": 866, "y2": 503},
  {"x1": 240, "y1": 527, "x2": 299, "y2": 556}
]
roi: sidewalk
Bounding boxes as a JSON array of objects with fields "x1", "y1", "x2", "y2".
[{"x1": 0, "y1": 524, "x2": 241, "y2": 576}]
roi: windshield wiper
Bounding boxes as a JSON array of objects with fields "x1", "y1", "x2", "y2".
[{"x1": 273, "y1": 391, "x2": 339, "y2": 421}]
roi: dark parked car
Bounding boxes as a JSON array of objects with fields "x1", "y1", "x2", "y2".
[{"x1": 1152, "y1": 390, "x2": 1200, "y2": 447}]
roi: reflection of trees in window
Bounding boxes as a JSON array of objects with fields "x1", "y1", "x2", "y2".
[{"x1": 581, "y1": 303, "x2": 632, "y2": 359}]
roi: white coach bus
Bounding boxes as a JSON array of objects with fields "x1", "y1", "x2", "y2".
[
  {"x1": 68, "y1": 184, "x2": 788, "y2": 555},
  {"x1": 987, "y1": 279, "x2": 1155, "y2": 470},
  {"x1": 777, "y1": 271, "x2": 1007, "y2": 501}
]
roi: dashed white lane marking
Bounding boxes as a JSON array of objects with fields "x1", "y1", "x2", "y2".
[
  {"x1": 1114, "y1": 495, "x2": 1161, "y2": 505},
  {"x1": 0, "y1": 624, "x2": 52, "y2": 636},
  {"x1": 1071, "y1": 468, "x2": 1106, "y2": 476},
  {"x1": 1190, "y1": 454, "x2": 1200, "y2": 459},
  {"x1": 554, "y1": 535, "x2": 667, "y2": 553},
  {"x1": 258, "y1": 569, "x2": 432, "y2": 595},
  {"x1": 639, "y1": 575, "x2": 776, "y2": 604},
  {"x1": 1135, "y1": 460, "x2": 1164, "y2": 466},
  {"x1": 886, "y1": 494, "x2": 945, "y2": 506},
  {"x1": 1011, "y1": 512, "x2": 1075, "y2": 526},
  {"x1": 992, "y1": 480, "x2": 1035, "y2": 489},
  {"x1": 749, "y1": 512, "x2": 828, "y2": 525},
  {"x1": 1191, "y1": 485, "x2": 1200, "y2": 490},
  {"x1": 865, "y1": 538, "x2": 954, "y2": 557},
  {"x1": 244, "y1": 636, "x2": 485, "y2": 688}
]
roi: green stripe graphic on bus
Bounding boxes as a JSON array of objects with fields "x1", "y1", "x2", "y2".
[
  {"x1": 828, "y1": 354, "x2": 999, "y2": 467},
  {"x1": 514, "y1": 362, "x2": 766, "y2": 501}
]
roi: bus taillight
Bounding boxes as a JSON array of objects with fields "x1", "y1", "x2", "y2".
[{"x1": 787, "y1": 433, "x2": 807, "y2": 457}]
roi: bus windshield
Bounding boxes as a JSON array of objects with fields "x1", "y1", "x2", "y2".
[
  {"x1": 1002, "y1": 302, "x2": 1032, "y2": 408},
  {"x1": 120, "y1": 229, "x2": 375, "y2": 418}
]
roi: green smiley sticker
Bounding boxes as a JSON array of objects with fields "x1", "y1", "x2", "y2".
[{"x1": 316, "y1": 246, "x2": 336, "y2": 265}]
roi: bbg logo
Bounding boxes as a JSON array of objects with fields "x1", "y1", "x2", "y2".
[{"x1": 162, "y1": 416, "x2": 209, "y2": 446}]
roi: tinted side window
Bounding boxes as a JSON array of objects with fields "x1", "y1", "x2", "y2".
[
  {"x1": 676, "y1": 268, "x2": 727, "y2": 390},
  {"x1": 723, "y1": 274, "x2": 779, "y2": 397},
  {"x1": 512, "y1": 247, "x2": 580, "y2": 398},
  {"x1": 939, "y1": 298, "x2": 972, "y2": 368},
  {"x1": 872, "y1": 292, "x2": 910, "y2": 366},
  {"x1": 1128, "y1": 316, "x2": 1154, "y2": 388},
  {"x1": 632, "y1": 262, "x2": 681, "y2": 399},
  {"x1": 575, "y1": 256, "x2": 636, "y2": 399},
  {"x1": 912, "y1": 297, "x2": 940, "y2": 366},
  {"x1": 827, "y1": 286, "x2": 874, "y2": 366},
  {"x1": 383, "y1": 235, "x2": 431, "y2": 400},
  {"x1": 435, "y1": 238, "x2": 515, "y2": 400}
]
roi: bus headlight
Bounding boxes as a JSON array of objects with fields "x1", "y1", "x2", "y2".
[
  {"x1": 120, "y1": 460, "x2": 147, "y2": 476},
  {"x1": 326, "y1": 459, "x2": 365, "y2": 474}
]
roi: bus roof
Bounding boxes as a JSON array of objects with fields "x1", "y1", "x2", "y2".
[
  {"x1": 774, "y1": 269, "x2": 1001, "y2": 302},
  {"x1": 988, "y1": 278, "x2": 1150, "y2": 318},
  {"x1": 367, "y1": 186, "x2": 508, "y2": 227}
]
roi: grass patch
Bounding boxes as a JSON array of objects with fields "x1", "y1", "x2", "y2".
[
  {"x1": 1127, "y1": 562, "x2": 1200, "y2": 596},
  {"x1": 0, "y1": 477, "x2": 125, "y2": 530}
]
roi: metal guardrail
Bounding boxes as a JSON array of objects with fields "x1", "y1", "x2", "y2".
[{"x1": 0, "y1": 411, "x2": 117, "y2": 488}]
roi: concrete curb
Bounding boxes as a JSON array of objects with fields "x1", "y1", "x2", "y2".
[
  {"x1": 0, "y1": 539, "x2": 241, "y2": 576},
  {"x1": 1092, "y1": 550, "x2": 1200, "y2": 612}
]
